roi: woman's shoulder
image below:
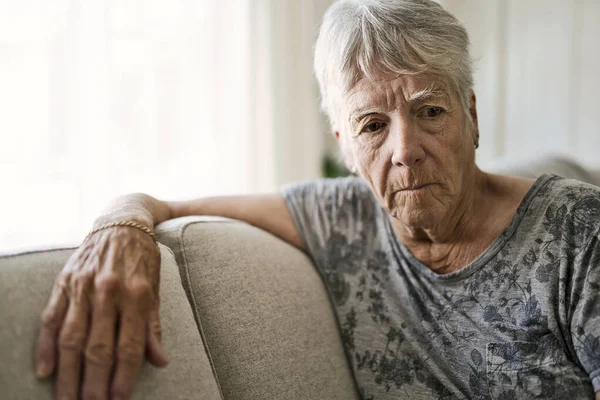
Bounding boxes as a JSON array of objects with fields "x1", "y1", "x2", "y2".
[
  {"x1": 541, "y1": 174, "x2": 600, "y2": 207},
  {"x1": 282, "y1": 176, "x2": 385, "y2": 240},
  {"x1": 530, "y1": 174, "x2": 600, "y2": 245},
  {"x1": 283, "y1": 175, "x2": 374, "y2": 202}
]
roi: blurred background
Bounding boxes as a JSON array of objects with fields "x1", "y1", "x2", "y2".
[{"x1": 0, "y1": 0, "x2": 598, "y2": 252}]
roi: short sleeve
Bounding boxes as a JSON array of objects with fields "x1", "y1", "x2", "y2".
[
  {"x1": 281, "y1": 177, "x2": 382, "y2": 302},
  {"x1": 570, "y1": 232, "x2": 600, "y2": 392}
]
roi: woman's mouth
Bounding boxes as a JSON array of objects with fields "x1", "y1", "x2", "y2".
[{"x1": 399, "y1": 184, "x2": 431, "y2": 192}]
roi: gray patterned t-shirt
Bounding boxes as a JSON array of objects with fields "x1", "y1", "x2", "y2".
[{"x1": 283, "y1": 174, "x2": 600, "y2": 399}]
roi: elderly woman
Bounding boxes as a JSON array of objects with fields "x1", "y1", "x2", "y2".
[{"x1": 35, "y1": 0, "x2": 600, "y2": 399}]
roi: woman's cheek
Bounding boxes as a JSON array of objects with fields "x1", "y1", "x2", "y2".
[
  {"x1": 354, "y1": 142, "x2": 380, "y2": 173},
  {"x1": 417, "y1": 118, "x2": 446, "y2": 135},
  {"x1": 356, "y1": 133, "x2": 386, "y2": 159}
]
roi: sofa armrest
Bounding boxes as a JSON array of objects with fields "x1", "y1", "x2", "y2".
[
  {"x1": 0, "y1": 244, "x2": 221, "y2": 400},
  {"x1": 156, "y1": 216, "x2": 360, "y2": 400}
]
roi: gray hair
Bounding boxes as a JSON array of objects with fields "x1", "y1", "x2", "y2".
[{"x1": 314, "y1": 0, "x2": 474, "y2": 129}]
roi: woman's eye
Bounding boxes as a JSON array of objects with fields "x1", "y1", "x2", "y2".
[
  {"x1": 362, "y1": 122, "x2": 385, "y2": 133},
  {"x1": 421, "y1": 107, "x2": 444, "y2": 118}
]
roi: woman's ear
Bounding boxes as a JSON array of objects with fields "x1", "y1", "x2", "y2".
[
  {"x1": 333, "y1": 130, "x2": 357, "y2": 174},
  {"x1": 333, "y1": 130, "x2": 341, "y2": 142},
  {"x1": 469, "y1": 91, "x2": 480, "y2": 147}
]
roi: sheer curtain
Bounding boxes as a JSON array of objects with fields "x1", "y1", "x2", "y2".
[{"x1": 0, "y1": 0, "x2": 332, "y2": 252}]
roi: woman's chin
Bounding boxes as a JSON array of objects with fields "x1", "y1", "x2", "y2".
[
  {"x1": 387, "y1": 196, "x2": 447, "y2": 229},
  {"x1": 391, "y1": 207, "x2": 439, "y2": 229},
  {"x1": 383, "y1": 188, "x2": 449, "y2": 228}
]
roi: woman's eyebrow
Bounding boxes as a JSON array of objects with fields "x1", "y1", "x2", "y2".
[
  {"x1": 407, "y1": 86, "x2": 450, "y2": 104},
  {"x1": 350, "y1": 108, "x2": 382, "y2": 123},
  {"x1": 348, "y1": 84, "x2": 450, "y2": 123}
]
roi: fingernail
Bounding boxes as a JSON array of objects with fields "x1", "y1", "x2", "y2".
[{"x1": 35, "y1": 361, "x2": 50, "y2": 378}]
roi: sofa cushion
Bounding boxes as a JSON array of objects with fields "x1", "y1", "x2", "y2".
[
  {"x1": 156, "y1": 217, "x2": 360, "y2": 400},
  {"x1": 0, "y1": 244, "x2": 222, "y2": 400}
]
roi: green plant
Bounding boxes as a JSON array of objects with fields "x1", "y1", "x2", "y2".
[{"x1": 322, "y1": 153, "x2": 351, "y2": 178}]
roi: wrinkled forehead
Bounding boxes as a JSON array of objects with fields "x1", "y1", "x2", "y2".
[{"x1": 342, "y1": 73, "x2": 453, "y2": 116}]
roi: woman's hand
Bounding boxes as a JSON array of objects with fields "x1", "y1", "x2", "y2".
[{"x1": 35, "y1": 226, "x2": 168, "y2": 400}]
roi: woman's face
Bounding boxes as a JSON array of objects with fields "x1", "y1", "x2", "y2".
[{"x1": 336, "y1": 73, "x2": 478, "y2": 230}]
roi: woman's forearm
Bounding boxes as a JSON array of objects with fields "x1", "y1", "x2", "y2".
[
  {"x1": 93, "y1": 193, "x2": 171, "y2": 229},
  {"x1": 167, "y1": 194, "x2": 303, "y2": 249},
  {"x1": 91, "y1": 192, "x2": 303, "y2": 249}
]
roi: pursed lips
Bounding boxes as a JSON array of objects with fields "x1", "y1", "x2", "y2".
[{"x1": 399, "y1": 183, "x2": 432, "y2": 192}]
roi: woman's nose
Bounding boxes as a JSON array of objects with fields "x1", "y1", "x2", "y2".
[{"x1": 389, "y1": 122, "x2": 425, "y2": 168}]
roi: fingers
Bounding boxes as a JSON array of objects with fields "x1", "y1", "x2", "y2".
[
  {"x1": 111, "y1": 280, "x2": 152, "y2": 400},
  {"x1": 56, "y1": 282, "x2": 91, "y2": 400},
  {"x1": 36, "y1": 279, "x2": 69, "y2": 378},
  {"x1": 36, "y1": 232, "x2": 162, "y2": 400},
  {"x1": 145, "y1": 305, "x2": 168, "y2": 367},
  {"x1": 145, "y1": 257, "x2": 167, "y2": 367},
  {"x1": 81, "y1": 274, "x2": 119, "y2": 400}
]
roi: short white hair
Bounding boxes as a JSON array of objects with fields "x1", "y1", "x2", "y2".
[{"x1": 314, "y1": 0, "x2": 474, "y2": 128}]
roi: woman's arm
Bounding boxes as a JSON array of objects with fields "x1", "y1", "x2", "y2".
[
  {"x1": 35, "y1": 192, "x2": 302, "y2": 400},
  {"x1": 93, "y1": 192, "x2": 303, "y2": 250},
  {"x1": 167, "y1": 194, "x2": 303, "y2": 250}
]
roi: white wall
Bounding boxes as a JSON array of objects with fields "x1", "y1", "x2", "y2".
[{"x1": 441, "y1": 0, "x2": 600, "y2": 169}]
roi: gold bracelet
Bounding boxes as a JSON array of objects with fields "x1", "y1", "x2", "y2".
[{"x1": 83, "y1": 220, "x2": 156, "y2": 244}]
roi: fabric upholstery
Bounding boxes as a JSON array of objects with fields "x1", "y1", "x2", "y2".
[
  {"x1": 486, "y1": 155, "x2": 598, "y2": 184},
  {"x1": 156, "y1": 217, "x2": 360, "y2": 400},
  {"x1": 0, "y1": 245, "x2": 222, "y2": 400},
  {"x1": 588, "y1": 169, "x2": 600, "y2": 187}
]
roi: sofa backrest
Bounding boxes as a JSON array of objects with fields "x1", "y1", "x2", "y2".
[
  {"x1": 485, "y1": 155, "x2": 600, "y2": 185},
  {"x1": 156, "y1": 216, "x2": 360, "y2": 400}
]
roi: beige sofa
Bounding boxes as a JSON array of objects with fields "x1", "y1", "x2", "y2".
[{"x1": 1, "y1": 156, "x2": 599, "y2": 400}]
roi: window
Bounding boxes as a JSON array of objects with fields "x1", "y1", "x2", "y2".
[{"x1": 0, "y1": 0, "x2": 332, "y2": 252}]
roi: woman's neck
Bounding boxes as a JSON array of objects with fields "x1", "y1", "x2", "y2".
[{"x1": 391, "y1": 171, "x2": 532, "y2": 274}]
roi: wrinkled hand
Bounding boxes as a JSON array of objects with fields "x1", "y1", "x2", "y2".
[{"x1": 35, "y1": 226, "x2": 168, "y2": 400}]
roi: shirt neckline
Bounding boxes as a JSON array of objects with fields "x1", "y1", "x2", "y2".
[{"x1": 383, "y1": 173, "x2": 559, "y2": 281}]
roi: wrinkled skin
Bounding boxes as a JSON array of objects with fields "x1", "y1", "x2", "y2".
[
  {"x1": 333, "y1": 73, "x2": 534, "y2": 274},
  {"x1": 35, "y1": 226, "x2": 168, "y2": 400},
  {"x1": 335, "y1": 73, "x2": 480, "y2": 239}
]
